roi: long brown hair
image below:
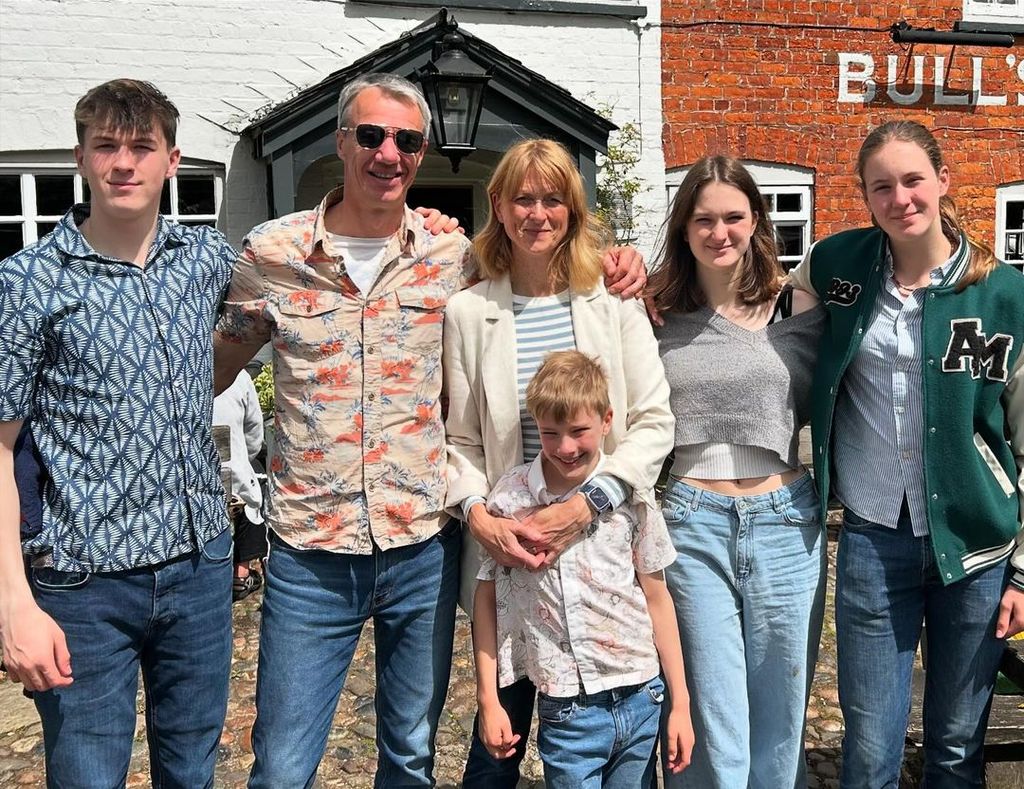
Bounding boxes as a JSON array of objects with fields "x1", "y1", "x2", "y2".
[
  {"x1": 856, "y1": 120, "x2": 996, "y2": 290},
  {"x1": 472, "y1": 138, "x2": 610, "y2": 292},
  {"x1": 648, "y1": 155, "x2": 783, "y2": 313}
]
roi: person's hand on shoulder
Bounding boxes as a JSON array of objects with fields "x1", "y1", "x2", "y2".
[
  {"x1": 602, "y1": 245, "x2": 647, "y2": 299},
  {"x1": 414, "y1": 207, "x2": 464, "y2": 235}
]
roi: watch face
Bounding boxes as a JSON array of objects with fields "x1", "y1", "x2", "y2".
[{"x1": 586, "y1": 485, "x2": 611, "y2": 512}]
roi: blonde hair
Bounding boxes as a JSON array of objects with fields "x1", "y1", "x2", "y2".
[
  {"x1": 473, "y1": 139, "x2": 610, "y2": 291},
  {"x1": 526, "y1": 351, "x2": 610, "y2": 424},
  {"x1": 856, "y1": 120, "x2": 997, "y2": 290}
]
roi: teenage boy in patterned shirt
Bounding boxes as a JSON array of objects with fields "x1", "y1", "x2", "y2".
[
  {"x1": 0, "y1": 80, "x2": 236, "y2": 788},
  {"x1": 473, "y1": 351, "x2": 695, "y2": 786}
]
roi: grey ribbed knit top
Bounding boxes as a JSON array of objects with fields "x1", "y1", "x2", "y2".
[{"x1": 655, "y1": 305, "x2": 824, "y2": 474}]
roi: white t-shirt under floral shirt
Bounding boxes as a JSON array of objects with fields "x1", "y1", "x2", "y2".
[{"x1": 477, "y1": 454, "x2": 676, "y2": 697}]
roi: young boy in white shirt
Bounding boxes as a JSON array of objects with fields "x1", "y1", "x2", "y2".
[{"x1": 472, "y1": 350, "x2": 694, "y2": 787}]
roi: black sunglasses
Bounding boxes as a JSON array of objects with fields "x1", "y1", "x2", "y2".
[{"x1": 341, "y1": 124, "x2": 425, "y2": 155}]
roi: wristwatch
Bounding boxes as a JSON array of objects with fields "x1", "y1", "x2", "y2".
[{"x1": 580, "y1": 482, "x2": 612, "y2": 518}]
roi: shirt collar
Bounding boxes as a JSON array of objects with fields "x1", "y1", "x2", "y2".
[
  {"x1": 526, "y1": 451, "x2": 606, "y2": 506},
  {"x1": 53, "y1": 203, "x2": 186, "y2": 262},
  {"x1": 883, "y1": 232, "x2": 970, "y2": 289},
  {"x1": 311, "y1": 186, "x2": 418, "y2": 259}
]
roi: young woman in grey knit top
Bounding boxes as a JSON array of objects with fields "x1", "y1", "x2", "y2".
[{"x1": 649, "y1": 155, "x2": 825, "y2": 789}]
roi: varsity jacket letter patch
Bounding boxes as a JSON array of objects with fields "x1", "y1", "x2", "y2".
[
  {"x1": 941, "y1": 318, "x2": 1014, "y2": 382},
  {"x1": 823, "y1": 278, "x2": 862, "y2": 307}
]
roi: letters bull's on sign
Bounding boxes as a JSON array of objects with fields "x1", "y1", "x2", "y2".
[{"x1": 838, "y1": 53, "x2": 1024, "y2": 106}]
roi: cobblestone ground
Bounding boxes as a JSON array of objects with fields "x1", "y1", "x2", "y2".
[{"x1": 1, "y1": 537, "x2": 1020, "y2": 787}]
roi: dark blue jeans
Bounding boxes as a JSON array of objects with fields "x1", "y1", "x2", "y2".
[
  {"x1": 836, "y1": 508, "x2": 1008, "y2": 788},
  {"x1": 30, "y1": 528, "x2": 233, "y2": 789},
  {"x1": 248, "y1": 521, "x2": 461, "y2": 788},
  {"x1": 462, "y1": 677, "x2": 537, "y2": 788}
]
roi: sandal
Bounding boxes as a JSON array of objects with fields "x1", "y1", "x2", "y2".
[{"x1": 232, "y1": 569, "x2": 263, "y2": 602}]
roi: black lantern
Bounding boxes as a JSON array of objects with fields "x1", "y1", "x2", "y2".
[{"x1": 416, "y1": 13, "x2": 492, "y2": 173}]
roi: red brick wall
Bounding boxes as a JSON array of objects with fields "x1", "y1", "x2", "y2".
[{"x1": 661, "y1": 0, "x2": 1024, "y2": 246}]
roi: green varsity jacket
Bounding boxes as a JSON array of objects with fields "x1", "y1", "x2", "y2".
[{"x1": 792, "y1": 227, "x2": 1024, "y2": 589}]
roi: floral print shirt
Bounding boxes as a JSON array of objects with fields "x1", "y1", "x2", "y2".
[
  {"x1": 478, "y1": 455, "x2": 676, "y2": 696},
  {"x1": 217, "y1": 188, "x2": 472, "y2": 553}
]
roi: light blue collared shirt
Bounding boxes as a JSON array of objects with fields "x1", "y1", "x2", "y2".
[{"x1": 833, "y1": 238, "x2": 970, "y2": 536}]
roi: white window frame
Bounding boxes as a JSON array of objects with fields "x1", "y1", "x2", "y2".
[
  {"x1": 962, "y1": 0, "x2": 1023, "y2": 25},
  {"x1": 996, "y1": 182, "x2": 1024, "y2": 268},
  {"x1": 665, "y1": 161, "x2": 814, "y2": 268},
  {"x1": 0, "y1": 159, "x2": 224, "y2": 250}
]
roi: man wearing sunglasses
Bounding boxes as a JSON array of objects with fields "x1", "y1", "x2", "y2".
[{"x1": 213, "y1": 72, "x2": 647, "y2": 787}]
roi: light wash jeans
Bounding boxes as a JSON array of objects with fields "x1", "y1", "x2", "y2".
[
  {"x1": 536, "y1": 676, "x2": 664, "y2": 788},
  {"x1": 662, "y1": 474, "x2": 826, "y2": 789},
  {"x1": 836, "y1": 507, "x2": 1008, "y2": 789},
  {"x1": 248, "y1": 520, "x2": 461, "y2": 789},
  {"x1": 31, "y1": 527, "x2": 233, "y2": 789}
]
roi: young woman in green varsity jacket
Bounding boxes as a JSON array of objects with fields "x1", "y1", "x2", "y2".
[{"x1": 790, "y1": 120, "x2": 1024, "y2": 788}]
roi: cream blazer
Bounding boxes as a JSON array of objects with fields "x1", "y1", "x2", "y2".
[{"x1": 442, "y1": 274, "x2": 675, "y2": 613}]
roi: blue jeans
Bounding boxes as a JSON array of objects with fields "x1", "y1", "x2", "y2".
[
  {"x1": 30, "y1": 527, "x2": 233, "y2": 789},
  {"x1": 836, "y1": 508, "x2": 1008, "y2": 789},
  {"x1": 248, "y1": 521, "x2": 461, "y2": 788},
  {"x1": 662, "y1": 474, "x2": 826, "y2": 789},
  {"x1": 537, "y1": 677, "x2": 664, "y2": 788},
  {"x1": 462, "y1": 676, "x2": 536, "y2": 788}
]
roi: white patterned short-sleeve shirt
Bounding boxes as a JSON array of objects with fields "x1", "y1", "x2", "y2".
[{"x1": 478, "y1": 455, "x2": 676, "y2": 697}]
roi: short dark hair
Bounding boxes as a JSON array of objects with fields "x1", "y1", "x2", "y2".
[{"x1": 74, "y1": 79, "x2": 180, "y2": 146}]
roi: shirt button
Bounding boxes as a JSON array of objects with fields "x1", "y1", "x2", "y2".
[
  {"x1": 928, "y1": 358, "x2": 935, "y2": 366},
  {"x1": 931, "y1": 493, "x2": 938, "y2": 500},
  {"x1": 929, "y1": 293, "x2": 936, "y2": 300},
  {"x1": 829, "y1": 386, "x2": 835, "y2": 395},
  {"x1": 946, "y1": 572, "x2": 952, "y2": 580},
  {"x1": 366, "y1": 345, "x2": 376, "y2": 354},
  {"x1": 304, "y1": 305, "x2": 312, "y2": 312},
  {"x1": 367, "y1": 439, "x2": 376, "y2": 448},
  {"x1": 857, "y1": 328, "x2": 864, "y2": 334},
  {"x1": 368, "y1": 481, "x2": 376, "y2": 492},
  {"x1": 929, "y1": 427, "x2": 936, "y2": 434},
  {"x1": 940, "y1": 553, "x2": 947, "y2": 560},
  {"x1": 367, "y1": 392, "x2": 376, "y2": 402}
]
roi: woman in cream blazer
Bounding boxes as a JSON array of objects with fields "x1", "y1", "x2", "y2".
[{"x1": 443, "y1": 138, "x2": 674, "y2": 788}]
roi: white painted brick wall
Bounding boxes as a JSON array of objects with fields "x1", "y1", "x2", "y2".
[{"x1": 0, "y1": 0, "x2": 666, "y2": 253}]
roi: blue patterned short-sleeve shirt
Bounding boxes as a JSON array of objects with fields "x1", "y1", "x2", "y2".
[{"x1": 0, "y1": 205, "x2": 234, "y2": 572}]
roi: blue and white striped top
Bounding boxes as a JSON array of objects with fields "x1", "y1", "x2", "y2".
[
  {"x1": 512, "y1": 291, "x2": 576, "y2": 462},
  {"x1": 833, "y1": 240, "x2": 970, "y2": 536}
]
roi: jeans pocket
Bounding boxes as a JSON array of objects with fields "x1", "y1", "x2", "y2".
[
  {"x1": 200, "y1": 528, "x2": 234, "y2": 562},
  {"x1": 662, "y1": 492, "x2": 694, "y2": 527},
  {"x1": 31, "y1": 567, "x2": 91, "y2": 592},
  {"x1": 537, "y1": 695, "x2": 578, "y2": 725},
  {"x1": 645, "y1": 676, "x2": 665, "y2": 705},
  {"x1": 842, "y1": 508, "x2": 875, "y2": 529}
]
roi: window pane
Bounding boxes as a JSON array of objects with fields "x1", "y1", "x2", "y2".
[
  {"x1": 82, "y1": 180, "x2": 91, "y2": 203},
  {"x1": 1006, "y1": 200, "x2": 1024, "y2": 230},
  {"x1": 777, "y1": 224, "x2": 805, "y2": 258},
  {"x1": 776, "y1": 192, "x2": 802, "y2": 213},
  {"x1": 178, "y1": 219, "x2": 217, "y2": 228},
  {"x1": 1005, "y1": 231, "x2": 1023, "y2": 261},
  {"x1": 763, "y1": 193, "x2": 775, "y2": 212},
  {"x1": 177, "y1": 175, "x2": 215, "y2": 216},
  {"x1": 36, "y1": 221, "x2": 58, "y2": 238},
  {"x1": 0, "y1": 175, "x2": 21, "y2": 216},
  {"x1": 0, "y1": 223, "x2": 24, "y2": 258},
  {"x1": 35, "y1": 175, "x2": 76, "y2": 216},
  {"x1": 160, "y1": 182, "x2": 171, "y2": 215}
]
